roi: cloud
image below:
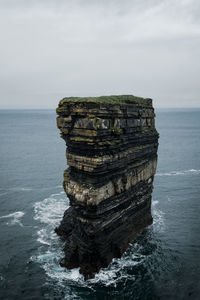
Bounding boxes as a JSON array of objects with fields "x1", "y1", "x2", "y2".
[{"x1": 0, "y1": 0, "x2": 200, "y2": 108}]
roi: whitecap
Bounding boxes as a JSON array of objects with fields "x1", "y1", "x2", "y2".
[
  {"x1": 0, "y1": 211, "x2": 25, "y2": 226},
  {"x1": 156, "y1": 169, "x2": 200, "y2": 176}
]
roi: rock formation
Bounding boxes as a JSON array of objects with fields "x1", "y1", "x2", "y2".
[{"x1": 55, "y1": 95, "x2": 159, "y2": 279}]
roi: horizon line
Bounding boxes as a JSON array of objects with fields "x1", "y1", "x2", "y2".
[{"x1": 0, "y1": 107, "x2": 200, "y2": 110}]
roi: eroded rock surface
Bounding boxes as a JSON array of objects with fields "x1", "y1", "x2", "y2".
[{"x1": 55, "y1": 95, "x2": 159, "y2": 279}]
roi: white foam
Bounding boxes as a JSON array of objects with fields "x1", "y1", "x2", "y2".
[
  {"x1": 32, "y1": 190, "x2": 164, "y2": 288},
  {"x1": 152, "y1": 200, "x2": 165, "y2": 232},
  {"x1": 33, "y1": 191, "x2": 89, "y2": 286},
  {"x1": 88, "y1": 250, "x2": 145, "y2": 286},
  {"x1": 37, "y1": 229, "x2": 51, "y2": 245},
  {"x1": 0, "y1": 211, "x2": 25, "y2": 226},
  {"x1": 152, "y1": 198, "x2": 165, "y2": 232},
  {"x1": 34, "y1": 194, "x2": 68, "y2": 225},
  {"x1": 156, "y1": 169, "x2": 200, "y2": 176},
  {"x1": 152, "y1": 200, "x2": 159, "y2": 206},
  {"x1": 33, "y1": 191, "x2": 84, "y2": 285},
  {"x1": 33, "y1": 192, "x2": 69, "y2": 251}
]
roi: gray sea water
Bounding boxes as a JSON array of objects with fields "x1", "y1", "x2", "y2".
[{"x1": 0, "y1": 108, "x2": 199, "y2": 300}]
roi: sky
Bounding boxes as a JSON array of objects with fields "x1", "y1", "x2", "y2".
[{"x1": 0, "y1": 0, "x2": 200, "y2": 109}]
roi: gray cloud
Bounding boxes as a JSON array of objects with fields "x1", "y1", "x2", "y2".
[{"x1": 0, "y1": 0, "x2": 200, "y2": 108}]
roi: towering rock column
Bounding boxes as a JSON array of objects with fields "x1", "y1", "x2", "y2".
[{"x1": 55, "y1": 95, "x2": 159, "y2": 279}]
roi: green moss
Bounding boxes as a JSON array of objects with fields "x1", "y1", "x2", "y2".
[{"x1": 59, "y1": 95, "x2": 152, "y2": 107}]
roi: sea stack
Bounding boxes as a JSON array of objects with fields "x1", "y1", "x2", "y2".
[{"x1": 55, "y1": 95, "x2": 159, "y2": 279}]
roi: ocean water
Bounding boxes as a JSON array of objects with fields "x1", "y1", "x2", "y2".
[{"x1": 0, "y1": 108, "x2": 199, "y2": 300}]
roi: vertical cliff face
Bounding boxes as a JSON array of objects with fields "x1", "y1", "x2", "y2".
[{"x1": 55, "y1": 95, "x2": 159, "y2": 279}]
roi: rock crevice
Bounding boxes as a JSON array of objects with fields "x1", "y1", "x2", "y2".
[{"x1": 55, "y1": 95, "x2": 159, "y2": 279}]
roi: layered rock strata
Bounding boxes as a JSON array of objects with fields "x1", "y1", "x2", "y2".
[{"x1": 55, "y1": 95, "x2": 159, "y2": 279}]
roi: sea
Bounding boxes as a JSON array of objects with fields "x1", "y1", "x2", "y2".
[{"x1": 0, "y1": 108, "x2": 199, "y2": 300}]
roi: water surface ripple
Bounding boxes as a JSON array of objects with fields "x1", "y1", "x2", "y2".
[{"x1": 0, "y1": 109, "x2": 199, "y2": 299}]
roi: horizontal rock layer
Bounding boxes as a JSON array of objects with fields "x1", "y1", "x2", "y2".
[{"x1": 55, "y1": 95, "x2": 159, "y2": 279}]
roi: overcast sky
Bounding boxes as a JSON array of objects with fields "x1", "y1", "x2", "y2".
[{"x1": 0, "y1": 0, "x2": 200, "y2": 108}]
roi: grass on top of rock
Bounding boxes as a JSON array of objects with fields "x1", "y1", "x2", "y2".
[{"x1": 59, "y1": 95, "x2": 152, "y2": 107}]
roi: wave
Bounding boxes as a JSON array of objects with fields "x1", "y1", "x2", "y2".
[
  {"x1": 38, "y1": 185, "x2": 63, "y2": 191},
  {"x1": 0, "y1": 185, "x2": 63, "y2": 194},
  {"x1": 10, "y1": 187, "x2": 33, "y2": 191},
  {"x1": 156, "y1": 169, "x2": 200, "y2": 177},
  {"x1": 32, "y1": 191, "x2": 165, "y2": 288},
  {"x1": 0, "y1": 187, "x2": 33, "y2": 193},
  {"x1": 33, "y1": 192, "x2": 69, "y2": 255},
  {"x1": 0, "y1": 211, "x2": 25, "y2": 226},
  {"x1": 0, "y1": 192, "x2": 9, "y2": 197}
]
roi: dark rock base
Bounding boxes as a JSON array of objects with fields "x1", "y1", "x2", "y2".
[{"x1": 55, "y1": 196, "x2": 153, "y2": 279}]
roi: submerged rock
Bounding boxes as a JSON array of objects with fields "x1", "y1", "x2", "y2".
[{"x1": 55, "y1": 95, "x2": 159, "y2": 279}]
